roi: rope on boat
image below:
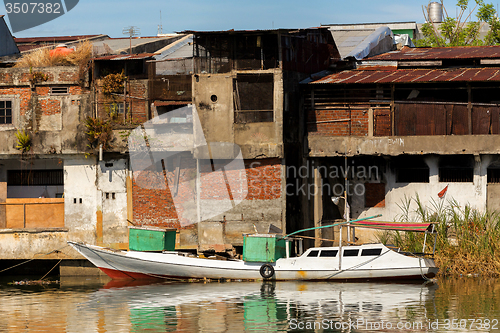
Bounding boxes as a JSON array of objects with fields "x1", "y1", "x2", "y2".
[
  {"x1": 40, "y1": 259, "x2": 62, "y2": 281},
  {"x1": 0, "y1": 244, "x2": 70, "y2": 274},
  {"x1": 418, "y1": 257, "x2": 433, "y2": 282},
  {"x1": 404, "y1": 251, "x2": 434, "y2": 282}
]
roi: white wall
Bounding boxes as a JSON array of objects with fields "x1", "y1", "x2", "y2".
[
  {"x1": 64, "y1": 157, "x2": 98, "y2": 243},
  {"x1": 63, "y1": 157, "x2": 129, "y2": 246},
  {"x1": 97, "y1": 159, "x2": 128, "y2": 245},
  {"x1": 351, "y1": 155, "x2": 490, "y2": 242}
]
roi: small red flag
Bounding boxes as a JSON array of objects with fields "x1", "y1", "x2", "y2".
[{"x1": 438, "y1": 185, "x2": 448, "y2": 198}]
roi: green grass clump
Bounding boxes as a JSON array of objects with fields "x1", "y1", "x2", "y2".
[{"x1": 378, "y1": 195, "x2": 500, "y2": 277}]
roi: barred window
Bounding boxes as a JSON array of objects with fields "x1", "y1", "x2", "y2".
[
  {"x1": 0, "y1": 101, "x2": 12, "y2": 124},
  {"x1": 8, "y1": 169, "x2": 64, "y2": 186}
]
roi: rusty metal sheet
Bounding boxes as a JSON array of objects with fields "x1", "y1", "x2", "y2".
[
  {"x1": 449, "y1": 105, "x2": 469, "y2": 135},
  {"x1": 411, "y1": 70, "x2": 446, "y2": 82},
  {"x1": 368, "y1": 46, "x2": 500, "y2": 61},
  {"x1": 326, "y1": 70, "x2": 363, "y2": 83},
  {"x1": 395, "y1": 104, "x2": 416, "y2": 136},
  {"x1": 375, "y1": 71, "x2": 406, "y2": 83},
  {"x1": 93, "y1": 53, "x2": 156, "y2": 61},
  {"x1": 311, "y1": 68, "x2": 500, "y2": 84},
  {"x1": 492, "y1": 107, "x2": 500, "y2": 134},
  {"x1": 354, "y1": 71, "x2": 391, "y2": 83},
  {"x1": 472, "y1": 106, "x2": 492, "y2": 134},
  {"x1": 395, "y1": 103, "x2": 447, "y2": 136},
  {"x1": 392, "y1": 70, "x2": 423, "y2": 83}
]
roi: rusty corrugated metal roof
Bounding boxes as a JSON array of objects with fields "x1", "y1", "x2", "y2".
[
  {"x1": 182, "y1": 27, "x2": 326, "y2": 35},
  {"x1": 368, "y1": 46, "x2": 500, "y2": 61},
  {"x1": 312, "y1": 68, "x2": 500, "y2": 84},
  {"x1": 14, "y1": 35, "x2": 101, "y2": 43},
  {"x1": 93, "y1": 53, "x2": 156, "y2": 61}
]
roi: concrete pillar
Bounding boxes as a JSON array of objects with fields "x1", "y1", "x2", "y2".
[
  {"x1": 0, "y1": 182, "x2": 6, "y2": 228},
  {"x1": 313, "y1": 160, "x2": 323, "y2": 247},
  {"x1": 368, "y1": 108, "x2": 374, "y2": 137}
]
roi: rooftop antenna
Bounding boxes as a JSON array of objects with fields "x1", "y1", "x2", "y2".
[
  {"x1": 122, "y1": 26, "x2": 140, "y2": 54},
  {"x1": 158, "y1": 10, "x2": 163, "y2": 35}
]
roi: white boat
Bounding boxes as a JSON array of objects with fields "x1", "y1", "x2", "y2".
[{"x1": 67, "y1": 241, "x2": 438, "y2": 281}]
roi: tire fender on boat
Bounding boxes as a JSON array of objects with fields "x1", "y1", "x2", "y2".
[{"x1": 260, "y1": 263, "x2": 275, "y2": 279}]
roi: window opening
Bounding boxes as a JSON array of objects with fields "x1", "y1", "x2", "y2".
[
  {"x1": 7, "y1": 169, "x2": 63, "y2": 186},
  {"x1": 361, "y1": 248, "x2": 382, "y2": 256},
  {"x1": 0, "y1": 101, "x2": 12, "y2": 124},
  {"x1": 319, "y1": 250, "x2": 338, "y2": 257},
  {"x1": 343, "y1": 249, "x2": 359, "y2": 257},
  {"x1": 50, "y1": 86, "x2": 69, "y2": 95},
  {"x1": 307, "y1": 250, "x2": 319, "y2": 257}
]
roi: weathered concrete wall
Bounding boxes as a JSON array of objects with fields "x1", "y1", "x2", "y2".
[
  {"x1": 0, "y1": 228, "x2": 71, "y2": 260},
  {"x1": 193, "y1": 74, "x2": 234, "y2": 144},
  {"x1": 0, "y1": 66, "x2": 91, "y2": 155},
  {"x1": 64, "y1": 157, "x2": 129, "y2": 249},
  {"x1": 193, "y1": 70, "x2": 284, "y2": 159},
  {"x1": 309, "y1": 136, "x2": 500, "y2": 157}
]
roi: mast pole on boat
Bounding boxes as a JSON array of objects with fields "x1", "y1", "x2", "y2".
[{"x1": 345, "y1": 147, "x2": 350, "y2": 243}]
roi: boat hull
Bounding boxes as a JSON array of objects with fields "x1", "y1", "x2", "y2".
[{"x1": 68, "y1": 241, "x2": 438, "y2": 281}]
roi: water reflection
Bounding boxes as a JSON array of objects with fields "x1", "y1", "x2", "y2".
[
  {"x1": 0, "y1": 277, "x2": 499, "y2": 332},
  {"x1": 86, "y1": 280, "x2": 437, "y2": 332}
]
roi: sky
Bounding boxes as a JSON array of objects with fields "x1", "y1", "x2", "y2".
[{"x1": 0, "y1": 1, "x2": 469, "y2": 38}]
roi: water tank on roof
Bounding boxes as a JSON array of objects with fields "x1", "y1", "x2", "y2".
[{"x1": 428, "y1": 2, "x2": 443, "y2": 23}]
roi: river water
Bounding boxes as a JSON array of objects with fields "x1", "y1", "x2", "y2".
[{"x1": 0, "y1": 276, "x2": 499, "y2": 332}]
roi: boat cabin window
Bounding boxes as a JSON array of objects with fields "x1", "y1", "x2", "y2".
[
  {"x1": 307, "y1": 250, "x2": 319, "y2": 257},
  {"x1": 319, "y1": 250, "x2": 338, "y2": 257},
  {"x1": 361, "y1": 248, "x2": 382, "y2": 256},
  {"x1": 343, "y1": 249, "x2": 359, "y2": 257}
]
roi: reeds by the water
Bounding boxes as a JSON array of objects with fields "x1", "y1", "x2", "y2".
[{"x1": 378, "y1": 195, "x2": 500, "y2": 277}]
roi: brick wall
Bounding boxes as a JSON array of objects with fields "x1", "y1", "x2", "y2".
[
  {"x1": 0, "y1": 67, "x2": 84, "y2": 123},
  {"x1": 40, "y1": 99, "x2": 62, "y2": 116},
  {"x1": 132, "y1": 157, "x2": 283, "y2": 228},
  {"x1": 0, "y1": 73, "x2": 13, "y2": 85},
  {"x1": 0, "y1": 87, "x2": 31, "y2": 116},
  {"x1": 96, "y1": 79, "x2": 149, "y2": 123},
  {"x1": 308, "y1": 106, "x2": 369, "y2": 136},
  {"x1": 373, "y1": 109, "x2": 391, "y2": 136}
]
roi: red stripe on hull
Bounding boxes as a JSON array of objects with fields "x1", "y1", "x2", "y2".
[{"x1": 99, "y1": 267, "x2": 165, "y2": 280}]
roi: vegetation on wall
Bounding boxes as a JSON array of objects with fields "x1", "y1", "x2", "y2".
[
  {"x1": 29, "y1": 67, "x2": 48, "y2": 85},
  {"x1": 101, "y1": 72, "x2": 126, "y2": 95},
  {"x1": 15, "y1": 129, "x2": 31, "y2": 153},
  {"x1": 417, "y1": 0, "x2": 500, "y2": 47},
  {"x1": 84, "y1": 117, "x2": 113, "y2": 150}
]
